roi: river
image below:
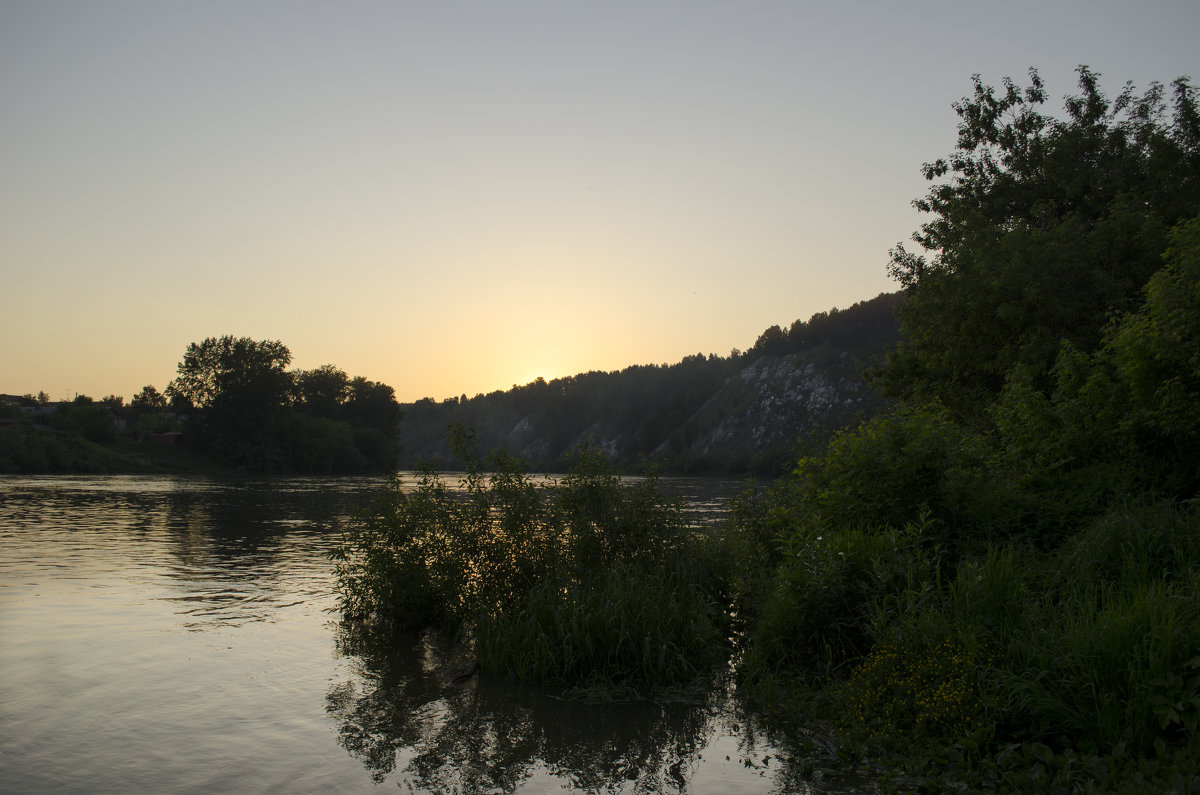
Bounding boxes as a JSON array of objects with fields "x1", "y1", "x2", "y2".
[{"x1": 0, "y1": 474, "x2": 860, "y2": 793}]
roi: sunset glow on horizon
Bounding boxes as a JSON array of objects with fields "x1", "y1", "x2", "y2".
[{"x1": 3, "y1": 1, "x2": 1197, "y2": 404}]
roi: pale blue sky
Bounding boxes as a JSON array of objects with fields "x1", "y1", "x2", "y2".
[{"x1": 3, "y1": 1, "x2": 1197, "y2": 402}]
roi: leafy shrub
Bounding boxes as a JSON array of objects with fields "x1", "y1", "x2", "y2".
[
  {"x1": 789, "y1": 403, "x2": 1011, "y2": 553},
  {"x1": 991, "y1": 215, "x2": 1200, "y2": 518},
  {"x1": 331, "y1": 428, "x2": 733, "y2": 693},
  {"x1": 743, "y1": 521, "x2": 931, "y2": 684},
  {"x1": 840, "y1": 629, "x2": 992, "y2": 744},
  {"x1": 330, "y1": 446, "x2": 558, "y2": 630},
  {"x1": 557, "y1": 445, "x2": 683, "y2": 572},
  {"x1": 1006, "y1": 571, "x2": 1200, "y2": 755},
  {"x1": 1056, "y1": 501, "x2": 1200, "y2": 591}
]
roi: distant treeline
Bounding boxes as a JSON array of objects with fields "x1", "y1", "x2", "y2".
[
  {"x1": 161, "y1": 336, "x2": 402, "y2": 473},
  {"x1": 1, "y1": 337, "x2": 402, "y2": 474},
  {"x1": 3, "y1": 297, "x2": 901, "y2": 476},
  {"x1": 397, "y1": 292, "x2": 904, "y2": 473}
]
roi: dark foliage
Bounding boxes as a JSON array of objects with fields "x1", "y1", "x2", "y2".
[
  {"x1": 879, "y1": 67, "x2": 1200, "y2": 414},
  {"x1": 331, "y1": 428, "x2": 738, "y2": 694},
  {"x1": 397, "y1": 293, "x2": 902, "y2": 474},
  {"x1": 734, "y1": 68, "x2": 1200, "y2": 792},
  {"x1": 163, "y1": 336, "x2": 402, "y2": 473}
]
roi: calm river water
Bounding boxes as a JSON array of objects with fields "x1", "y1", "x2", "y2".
[{"x1": 0, "y1": 474, "x2": 861, "y2": 794}]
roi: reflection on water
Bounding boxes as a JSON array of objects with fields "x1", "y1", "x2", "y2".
[
  {"x1": 0, "y1": 474, "x2": 863, "y2": 793},
  {"x1": 324, "y1": 623, "x2": 867, "y2": 794},
  {"x1": 327, "y1": 627, "x2": 724, "y2": 792}
]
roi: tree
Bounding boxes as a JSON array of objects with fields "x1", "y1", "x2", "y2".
[
  {"x1": 750, "y1": 325, "x2": 789, "y2": 358},
  {"x1": 166, "y1": 336, "x2": 294, "y2": 457},
  {"x1": 296, "y1": 364, "x2": 350, "y2": 419},
  {"x1": 130, "y1": 385, "x2": 167, "y2": 414},
  {"x1": 166, "y1": 336, "x2": 293, "y2": 415},
  {"x1": 877, "y1": 67, "x2": 1200, "y2": 412},
  {"x1": 344, "y1": 377, "x2": 401, "y2": 432},
  {"x1": 343, "y1": 377, "x2": 402, "y2": 470},
  {"x1": 129, "y1": 385, "x2": 172, "y2": 437},
  {"x1": 51, "y1": 394, "x2": 118, "y2": 444}
]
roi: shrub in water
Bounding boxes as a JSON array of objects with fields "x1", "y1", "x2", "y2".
[
  {"x1": 476, "y1": 562, "x2": 725, "y2": 692},
  {"x1": 332, "y1": 428, "x2": 733, "y2": 694}
]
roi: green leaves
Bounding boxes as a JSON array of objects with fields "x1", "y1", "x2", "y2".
[
  {"x1": 332, "y1": 434, "x2": 732, "y2": 694},
  {"x1": 880, "y1": 67, "x2": 1200, "y2": 413}
]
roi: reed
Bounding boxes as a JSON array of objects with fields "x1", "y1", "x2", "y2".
[
  {"x1": 332, "y1": 430, "x2": 736, "y2": 695},
  {"x1": 476, "y1": 563, "x2": 726, "y2": 691}
]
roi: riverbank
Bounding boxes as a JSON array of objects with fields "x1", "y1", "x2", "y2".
[{"x1": 0, "y1": 425, "x2": 244, "y2": 476}]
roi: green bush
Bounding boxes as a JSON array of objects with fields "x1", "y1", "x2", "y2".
[
  {"x1": 742, "y1": 520, "x2": 932, "y2": 685},
  {"x1": 331, "y1": 429, "x2": 734, "y2": 694},
  {"x1": 788, "y1": 403, "x2": 1014, "y2": 554},
  {"x1": 0, "y1": 424, "x2": 129, "y2": 473},
  {"x1": 839, "y1": 627, "x2": 994, "y2": 746},
  {"x1": 1006, "y1": 571, "x2": 1200, "y2": 755},
  {"x1": 330, "y1": 452, "x2": 556, "y2": 631},
  {"x1": 991, "y1": 216, "x2": 1200, "y2": 518}
]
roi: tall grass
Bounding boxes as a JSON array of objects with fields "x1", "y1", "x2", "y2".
[
  {"x1": 739, "y1": 498, "x2": 1200, "y2": 788},
  {"x1": 331, "y1": 430, "x2": 737, "y2": 694},
  {"x1": 476, "y1": 562, "x2": 725, "y2": 693}
]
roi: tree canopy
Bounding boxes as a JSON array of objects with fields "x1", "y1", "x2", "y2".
[
  {"x1": 879, "y1": 67, "x2": 1200, "y2": 411},
  {"x1": 730, "y1": 70, "x2": 1200, "y2": 789},
  {"x1": 164, "y1": 336, "x2": 401, "y2": 473},
  {"x1": 167, "y1": 336, "x2": 293, "y2": 415}
]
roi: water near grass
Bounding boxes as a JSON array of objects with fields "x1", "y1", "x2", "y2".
[{"x1": 0, "y1": 475, "x2": 856, "y2": 793}]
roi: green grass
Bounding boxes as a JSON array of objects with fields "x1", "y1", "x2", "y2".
[{"x1": 0, "y1": 422, "x2": 259, "y2": 476}]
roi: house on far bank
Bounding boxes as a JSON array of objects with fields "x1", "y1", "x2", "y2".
[{"x1": 23, "y1": 404, "x2": 60, "y2": 417}]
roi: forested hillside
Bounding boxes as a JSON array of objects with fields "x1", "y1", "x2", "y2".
[
  {"x1": 335, "y1": 66, "x2": 1200, "y2": 791},
  {"x1": 396, "y1": 291, "x2": 903, "y2": 473}
]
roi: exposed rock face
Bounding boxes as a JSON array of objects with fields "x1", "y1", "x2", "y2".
[
  {"x1": 671, "y1": 352, "x2": 879, "y2": 463},
  {"x1": 479, "y1": 351, "x2": 884, "y2": 472}
]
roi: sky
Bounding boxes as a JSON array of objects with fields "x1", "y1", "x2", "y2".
[{"x1": 3, "y1": 1, "x2": 1198, "y2": 404}]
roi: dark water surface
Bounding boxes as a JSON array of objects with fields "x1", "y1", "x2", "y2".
[{"x1": 0, "y1": 475, "x2": 855, "y2": 793}]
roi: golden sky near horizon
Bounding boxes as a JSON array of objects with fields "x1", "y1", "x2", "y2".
[{"x1": 3, "y1": 1, "x2": 1198, "y2": 403}]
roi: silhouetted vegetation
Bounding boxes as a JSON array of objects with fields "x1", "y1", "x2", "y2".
[
  {"x1": 334, "y1": 66, "x2": 1200, "y2": 791},
  {"x1": 733, "y1": 68, "x2": 1200, "y2": 791},
  {"x1": 878, "y1": 66, "x2": 1200, "y2": 416},
  {"x1": 163, "y1": 336, "x2": 402, "y2": 473},
  {"x1": 0, "y1": 423, "x2": 130, "y2": 473},
  {"x1": 332, "y1": 426, "x2": 743, "y2": 696},
  {"x1": 2, "y1": 336, "x2": 402, "y2": 474},
  {"x1": 397, "y1": 291, "x2": 902, "y2": 475}
]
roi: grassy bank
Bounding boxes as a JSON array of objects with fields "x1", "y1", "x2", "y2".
[
  {"x1": 733, "y1": 496, "x2": 1200, "y2": 792},
  {"x1": 0, "y1": 424, "x2": 245, "y2": 476}
]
